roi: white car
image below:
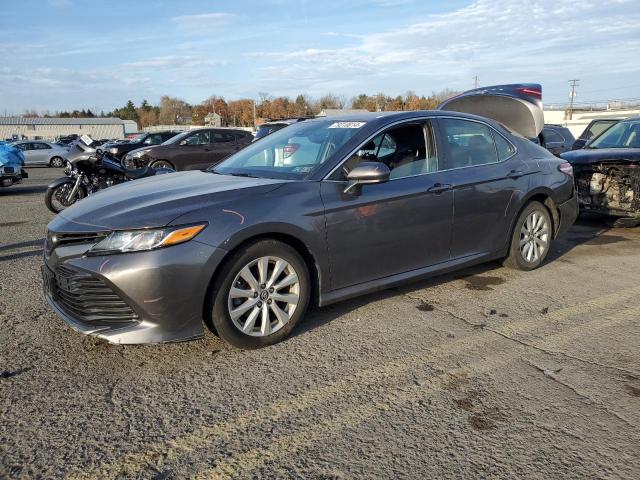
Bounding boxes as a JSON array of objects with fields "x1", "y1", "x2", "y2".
[{"x1": 11, "y1": 141, "x2": 68, "y2": 167}]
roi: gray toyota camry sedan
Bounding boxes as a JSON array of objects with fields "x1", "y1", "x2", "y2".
[{"x1": 43, "y1": 110, "x2": 578, "y2": 349}]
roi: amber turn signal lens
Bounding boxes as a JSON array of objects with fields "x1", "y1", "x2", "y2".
[{"x1": 160, "y1": 224, "x2": 206, "y2": 247}]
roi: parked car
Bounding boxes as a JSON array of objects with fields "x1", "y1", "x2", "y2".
[
  {"x1": 10, "y1": 141, "x2": 68, "y2": 167},
  {"x1": 561, "y1": 116, "x2": 640, "y2": 223},
  {"x1": 254, "y1": 118, "x2": 308, "y2": 141},
  {"x1": 43, "y1": 87, "x2": 577, "y2": 349},
  {"x1": 56, "y1": 135, "x2": 79, "y2": 145},
  {"x1": 97, "y1": 131, "x2": 179, "y2": 160},
  {"x1": 0, "y1": 142, "x2": 28, "y2": 187},
  {"x1": 571, "y1": 119, "x2": 621, "y2": 150},
  {"x1": 539, "y1": 125, "x2": 575, "y2": 156},
  {"x1": 122, "y1": 127, "x2": 253, "y2": 171}
]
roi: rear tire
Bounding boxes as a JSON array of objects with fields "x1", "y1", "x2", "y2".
[
  {"x1": 49, "y1": 157, "x2": 65, "y2": 168},
  {"x1": 209, "y1": 240, "x2": 310, "y2": 349},
  {"x1": 503, "y1": 201, "x2": 552, "y2": 271}
]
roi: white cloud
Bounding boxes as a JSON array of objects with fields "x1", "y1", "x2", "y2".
[
  {"x1": 125, "y1": 55, "x2": 224, "y2": 70},
  {"x1": 248, "y1": 0, "x2": 640, "y2": 100},
  {"x1": 170, "y1": 12, "x2": 237, "y2": 30}
]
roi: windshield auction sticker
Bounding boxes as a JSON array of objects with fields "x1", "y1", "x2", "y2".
[{"x1": 328, "y1": 121, "x2": 366, "y2": 129}]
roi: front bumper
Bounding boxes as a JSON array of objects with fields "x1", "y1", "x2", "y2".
[
  {"x1": 556, "y1": 190, "x2": 579, "y2": 237},
  {"x1": 43, "y1": 239, "x2": 227, "y2": 344}
]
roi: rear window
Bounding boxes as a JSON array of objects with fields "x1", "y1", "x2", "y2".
[{"x1": 255, "y1": 124, "x2": 286, "y2": 139}]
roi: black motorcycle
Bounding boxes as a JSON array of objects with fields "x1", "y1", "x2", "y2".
[{"x1": 45, "y1": 136, "x2": 173, "y2": 213}]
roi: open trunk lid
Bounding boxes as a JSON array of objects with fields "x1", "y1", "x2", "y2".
[{"x1": 438, "y1": 83, "x2": 544, "y2": 139}]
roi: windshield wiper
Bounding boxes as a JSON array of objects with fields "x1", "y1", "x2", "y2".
[{"x1": 229, "y1": 172, "x2": 258, "y2": 178}]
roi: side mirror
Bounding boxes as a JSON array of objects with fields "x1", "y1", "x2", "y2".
[
  {"x1": 344, "y1": 161, "x2": 390, "y2": 194},
  {"x1": 179, "y1": 140, "x2": 187, "y2": 146}
]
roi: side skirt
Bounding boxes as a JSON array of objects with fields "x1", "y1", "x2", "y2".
[{"x1": 318, "y1": 251, "x2": 503, "y2": 307}]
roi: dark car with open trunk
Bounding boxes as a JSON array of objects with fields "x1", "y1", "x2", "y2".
[{"x1": 43, "y1": 84, "x2": 578, "y2": 349}]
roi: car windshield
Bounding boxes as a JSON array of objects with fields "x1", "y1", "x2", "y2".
[
  {"x1": 588, "y1": 119, "x2": 640, "y2": 149},
  {"x1": 212, "y1": 119, "x2": 366, "y2": 179},
  {"x1": 129, "y1": 134, "x2": 147, "y2": 144}
]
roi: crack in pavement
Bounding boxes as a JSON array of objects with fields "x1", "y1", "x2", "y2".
[
  {"x1": 524, "y1": 359, "x2": 635, "y2": 429},
  {"x1": 407, "y1": 292, "x2": 640, "y2": 379}
]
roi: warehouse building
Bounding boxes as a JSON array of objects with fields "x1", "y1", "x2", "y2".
[{"x1": 0, "y1": 117, "x2": 127, "y2": 142}]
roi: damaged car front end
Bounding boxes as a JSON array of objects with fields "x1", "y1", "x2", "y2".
[
  {"x1": 0, "y1": 142, "x2": 28, "y2": 187},
  {"x1": 562, "y1": 117, "x2": 640, "y2": 220}
]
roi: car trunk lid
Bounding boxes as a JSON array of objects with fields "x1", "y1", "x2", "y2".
[{"x1": 438, "y1": 83, "x2": 544, "y2": 139}]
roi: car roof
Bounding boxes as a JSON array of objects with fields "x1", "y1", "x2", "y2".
[{"x1": 301, "y1": 110, "x2": 512, "y2": 134}]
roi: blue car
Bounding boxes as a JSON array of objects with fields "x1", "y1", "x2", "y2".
[{"x1": 0, "y1": 142, "x2": 28, "y2": 188}]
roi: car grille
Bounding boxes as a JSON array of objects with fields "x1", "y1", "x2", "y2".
[
  {"x1": 3, "y1": 166, "x2": 15, "y2": 174},
  {"x1": 45, "y1": 264, "x2": 139, "y2": 327},
  {"x1": 46, "y1": 230, "x2": 109, "y2": 253}
]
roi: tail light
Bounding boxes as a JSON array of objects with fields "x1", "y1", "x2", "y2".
[
  {"x1": 516, "y1": 87, "x2": 542, "y2": 99},
  {"x1": 559, "y1": 162, "x2": 573, "y2": 176},
  {"x1": 283, "y1": 143, "x2": 300, "y2": 159}
]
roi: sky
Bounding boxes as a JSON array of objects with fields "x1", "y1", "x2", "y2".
[{"x1": 1, "y1": 0, "x2": 640, "y2": 114}]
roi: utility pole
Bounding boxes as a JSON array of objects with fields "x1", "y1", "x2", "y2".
[
  {"x1": 568, "y1": 79, "x2": 579, "y2": 120},
  {"x1": 474, "y1": 75, "x2": 479, "y2": 88},
  {"x1": 252, "y1": 99, "x2": 256, "y2": 130}
]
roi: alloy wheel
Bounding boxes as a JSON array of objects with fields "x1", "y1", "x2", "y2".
[
  {"x1": 519, "y1": 210, "x2": 550, "y2": 263},
  {"x1": 50, "y1": 157, "x2": 64, "y2": 168},
  {"x1": 227, "y1": 256, "x2": 300, "y2": 337}
]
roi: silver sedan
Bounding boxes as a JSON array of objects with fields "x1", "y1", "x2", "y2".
[{"x1": 11, "y1": 141, "x2": 68, "y2": 167}]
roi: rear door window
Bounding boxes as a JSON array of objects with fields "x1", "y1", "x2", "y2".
[
  {"x1": 438, "y1": 118, "x2": 499, "y2": 170},
  {"x1": 212, "y1": 132, "x2": 236, "y2": 143},
  {"x1": 493, "y1": 132, "x2": 515, "y2": 160}
]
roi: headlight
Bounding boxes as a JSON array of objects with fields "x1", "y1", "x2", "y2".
[
  {"x1": 109, "y1": 147, "x2": 119, "y2": 154},
  {"x1": 130, "y1": 149, "x2": 150, "y2": 159},
  {"x1": 88, "y1": 224, "x2": 207, "y2": 255}
]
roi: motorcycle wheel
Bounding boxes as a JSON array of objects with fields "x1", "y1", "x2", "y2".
[{"x1": 45, "y1": 181, "x2": 86, "y2": 213}]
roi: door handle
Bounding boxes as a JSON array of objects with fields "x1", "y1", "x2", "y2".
[
  {"x1": 506, "y1": 169, "x2": 525, "y2": 179},
  {"x1": 427, "y1": 183, "x2": 452, "y2": 194}
]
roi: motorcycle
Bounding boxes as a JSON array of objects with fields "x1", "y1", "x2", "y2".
[{"x1": 45, "y1": 135, "x2": 174, "y2": 213}]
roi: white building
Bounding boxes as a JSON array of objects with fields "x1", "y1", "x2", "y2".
[
  {"x1": 544, "y1": 108, "x2": 640, "y2": 138},
  {"x1": 0, "y1": 117, "x2": 127, "y2": 141}
]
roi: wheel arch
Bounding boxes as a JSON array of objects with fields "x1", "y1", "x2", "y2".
[
  {"x1": 202, "y1": 231, "x2": 323, "y2": 331},
  {"x1": 150, "y1": 159, "x2": 175, "y2": 169},
  {"x1": 504, "y1": 188, "x2": 559, "y2": 255}
]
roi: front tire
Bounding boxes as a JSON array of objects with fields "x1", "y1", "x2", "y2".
[
  {"x1": 150, "y1": 160, "x2": 174, "y2": 170},
  {"x1": 503, "y1": 201, "x2": 552, "y2": 271},
  {"x1": 49, "y1": 156, "x2": 65, "y2": 168},
  {"x1": 44, "y1": 181, "x2": 85, "y2": 213},
  {"x1": 209, "y1": 240, "x2": 310, "y2": 349}
]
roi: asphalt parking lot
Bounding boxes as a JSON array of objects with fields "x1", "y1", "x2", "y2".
[{"x1": 1, "y1": 168, "x2": 639, "y2": 479}]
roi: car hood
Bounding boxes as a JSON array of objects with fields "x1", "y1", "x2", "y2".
[
  {"x1": 126, "y1": 145, "x2": 162, "y2": 157},
  {"x1": 560, "y1": 148, "x2": 640, "y2": 165},
  {"x1": 54, "y1": 170, "x2": 287, "y2": 230}
]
